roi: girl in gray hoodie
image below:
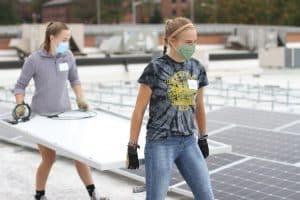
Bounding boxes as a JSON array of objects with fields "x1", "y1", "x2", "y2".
[{"x1": 14, "y1": 22, "x2": 108, "y2": 200}]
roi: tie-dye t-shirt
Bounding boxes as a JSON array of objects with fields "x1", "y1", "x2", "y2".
[{"x1": 138, "y1": 55, "x2": 208, "y2": 141}]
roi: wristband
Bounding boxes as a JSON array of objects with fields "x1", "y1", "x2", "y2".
[
  {"x1": 198, "y1": 134, "x2": 208, "y2": 140},
  {"x1": 128, "y1": 140, "x2": 138, "y2": 146}
]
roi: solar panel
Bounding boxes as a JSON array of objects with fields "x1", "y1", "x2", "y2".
[
  {"x1": 210, "y1": 126, "x2": 300, "y2": 164},
  {"x1": 174, "y1": 159, "x2": 300, "y2": 200},
  {"x1": 207, "y1": 107, "x2": 300, "y2": 129},
  {"x1": 207, "y1": 121, "x2": 231, "y2": 133},
  {"x1": 121, "y1": 164, "x2": 184, "y2": 186},
  {"x1": 2, "y1": 104, "x2": 299, "y2": 199},
  {"x1": 0, "y1": 107, "x2": 10, "y2": 117},
  {"x1": 0, "y1": 123, "x2": 22, "y2": 139},
  {"x1": 282, "y1": 122, "x2": 300, "y2": 134},
  {"x1": 116, "y1": 153, "x2": 245, "y2": 187},
  {"x1": 0, "y1": 109, "x2": 147, "y2": 171},
  {"x1": 206, "y1": 153, "x2": 245, "y2": 171}
]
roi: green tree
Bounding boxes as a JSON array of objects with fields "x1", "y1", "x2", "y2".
[
  {"x1": 149, "y1": 6, "x2": 162, "y2": 23},
  {"x1": 214, "y1": 0, "x2": 269, "y2": 24},
  {"x1": 31, "y1": 0, "x2": 48, "y2": 14},
  {"x1": 194, "y1": 0, "x2": 300, "y2": 26},
  {"x1": 28, "y1": 0, "x2": 51, "y2": 23},
  {"x1": 72, "y1": 0, "x2": 97, "y2": 23},
  {"x1": 101, "y1": 0, "x2": 128, "y2": 23},
  {"x1": 73, "y1": 0, "x2": 129, "y2": 24},
  {"x1": 141, "y1": 0, "x2": 162, "y2": 23},
  {"x1": 0, "y1": 0, "x2": 20, "y2": 25},
  {"x1": 283, "y1": 0, "x2": 300, "y2": 26},
  {"x1": 194, "y1": 0, "x2": 216, "y2": 23}
]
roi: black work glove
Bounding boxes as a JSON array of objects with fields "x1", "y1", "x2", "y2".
[
  {"x1": 198, "y1": 135, "x2": 209, "y2": 159},
  {"x1": 127, "y1": 145, "x2": 140, "y2": 169}
]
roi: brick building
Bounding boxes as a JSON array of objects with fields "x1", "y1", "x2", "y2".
[
  {"x1": 42, "y1": 0, "x2": 79, "y2": 23},
  {"x1": 41, "y1": 0, "x2": 192, "y2": 24},
  {"x1": 160, "y1": 0, "x2": 192, "y2": 19},
  {"x1": 17, "y1": 0, "x2": 34, "y2": 23},
  {"x1": 123, "y1": 0, "x2": 192, "y2": 23}
]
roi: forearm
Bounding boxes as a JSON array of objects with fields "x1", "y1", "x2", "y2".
[
  {"x1": 195, "y1": 104, "x2": 207, "y2": 136},
  {"x1": 129, "y1": 109, "x2": 144, "y2": 143},
  {"x1": 72, "y1": 84, "x2": 84, "y2": 98},
  {"x1": 15, "y1": 94, "x2": 25, "y2": 104},
  {"x1": 128, "y1": 84, "x2": 151, "y2": 144}
]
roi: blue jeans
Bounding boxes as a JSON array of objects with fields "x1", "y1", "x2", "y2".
[{"x1": 144, "y1": 135, "x2": 214, "y2": 200}]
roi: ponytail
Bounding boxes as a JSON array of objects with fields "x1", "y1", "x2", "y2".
[
  {"x1": 163, "y1": 37, "x2": 168, "y2": 55},
  {"x1": 43, "y1": 21, "x2": 69, "y2": 52}
]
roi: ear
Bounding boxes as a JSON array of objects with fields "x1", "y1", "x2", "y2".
[
  {"x1": 50, "y1": 35, "x2": 54, "y2": 41},
  {"x1": 168, "y1": 37, "x2": 176, "y2": 47}
]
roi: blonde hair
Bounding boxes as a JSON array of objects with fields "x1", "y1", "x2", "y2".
[
  {"x1": 43, "y1": 22, "x2": 69, "y2": 52},
  {"x1": 163, "y1": 17, "x2": 194, "y2": 55}
]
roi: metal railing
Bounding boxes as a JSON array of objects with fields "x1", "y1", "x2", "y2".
[
  {"x1": 2, "y1": 24, "x2": 300, "y2": 37},
  {"x1": 1, "y1": 80, "x2": 300, "y2": 116}
]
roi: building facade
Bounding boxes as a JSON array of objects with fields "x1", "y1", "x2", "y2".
[
  {"x1": 40, "y1": 0, "x2": 192, "y2": 24},
  {"x1": 160, "y1": 0, "x2": 191, "y2": 19},
  {"x1": 42, "y1": 0, "x2": 79, "y2": 23}
]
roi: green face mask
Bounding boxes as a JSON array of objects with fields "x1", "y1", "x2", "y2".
[{"x1": 177, "y1": 44, "x2": 195, "y2": 60}]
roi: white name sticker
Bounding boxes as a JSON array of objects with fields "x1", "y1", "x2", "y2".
[
  {"x1": 188, "y1": 80, "x2": 198, "y2": 90},
  {"x1": 59, "y1": 63, "x2": 69, "y2": 72}
]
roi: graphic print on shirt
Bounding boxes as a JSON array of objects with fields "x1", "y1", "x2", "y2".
[{"x1": 165, "y1": 71, "x2": 197, "y2": 111}]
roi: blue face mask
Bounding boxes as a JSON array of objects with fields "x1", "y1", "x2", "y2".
[{"x1": 56, "y1": 42, "x2": 69, "y2": 54}]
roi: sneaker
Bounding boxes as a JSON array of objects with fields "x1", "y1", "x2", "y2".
[
  {"x1": 91, "y1": 191, "x2": 110, "y2": 200},
  {"x1": 34, "y1": 196, "x2": 48, "y2": 200}
]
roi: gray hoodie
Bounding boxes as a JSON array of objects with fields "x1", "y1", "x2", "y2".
[{"x1": 14, "y1": 49, "x2": 81, "y2": 114}]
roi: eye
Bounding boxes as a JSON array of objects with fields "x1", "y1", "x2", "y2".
[{"x1": 185, "y1": 41, "x2": 194, "y2": 45}]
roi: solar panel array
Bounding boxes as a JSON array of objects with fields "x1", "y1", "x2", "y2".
[
  {"x1": 176, "y1": 159, "x2": 299, "y2": 200},
  {"x1": 206, "y1": 107, "x2": 300, "y2": 129},
  {"x1": 120, "y1": 153, "x2": 245, "y2": 187},
  {"x1": 116, "y1": 107, "x2": 300, "y2": 200},
  {"x1": 210, "y1": 126, "x2": 300, "y2": 164}
]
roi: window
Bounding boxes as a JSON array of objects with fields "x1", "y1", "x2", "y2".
[{"x1": 172, "y1": 9, "x2": 177, "y2": 16}]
